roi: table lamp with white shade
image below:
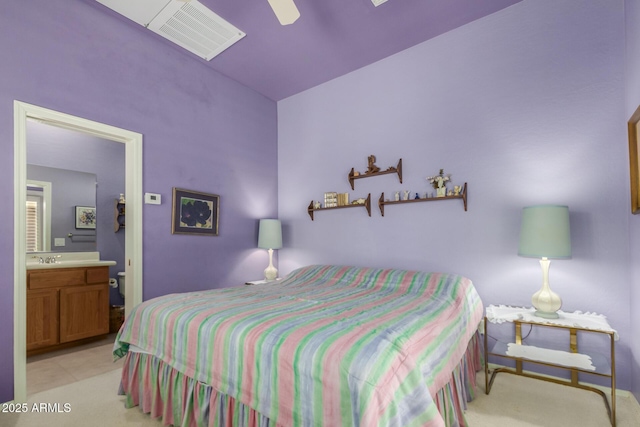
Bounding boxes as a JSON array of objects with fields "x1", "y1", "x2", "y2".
[
  {"x1": 518, "y1": 205, "x2": 571, "y2": 319},
  {"x1": 258, "y1": 219, "x2": 282, "y2": 281}
]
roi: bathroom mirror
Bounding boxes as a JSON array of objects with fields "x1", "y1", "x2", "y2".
[
  {"x1": 26, "y1": 118, "x2": 126, "y2": 258},
  {"x1": 26, "y1": 165, "x2": 97, "y2": 253}
]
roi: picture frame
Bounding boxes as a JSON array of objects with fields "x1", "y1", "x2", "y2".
[
  {"x1": 629, "y1": 105, "x2": 640, "y2": 214},
  {"x1": 171, "y1": 188, "x2": 219, "y2": 236},
  {"x1": 75, "y1": 206, "x2": 96, "y2": 229}
]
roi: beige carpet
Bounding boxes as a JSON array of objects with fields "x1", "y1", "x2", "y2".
[
  {"x1": 467, "y1": 372, "x2": 640, "y2": 427},
  {"x1": 2, "y1": 368, "x2": 640, "y2": 426},
  {"x1": 0, "y1": 367, "x2": 156, "y2": 427}
]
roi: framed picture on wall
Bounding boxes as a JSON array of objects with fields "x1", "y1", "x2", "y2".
[
  {"x1": 171, "y1": 188, "x2": 220, "y2": 236},
  {"x1": 629, "y1": 105, "x2": 640, "y2": 214},
  {"x1": 75, "y1": 206, "x2": 96, "y2": 229}
]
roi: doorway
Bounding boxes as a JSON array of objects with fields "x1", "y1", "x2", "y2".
[{"x1": 13, "y1": 101, "x2": 143, "y2": 402}]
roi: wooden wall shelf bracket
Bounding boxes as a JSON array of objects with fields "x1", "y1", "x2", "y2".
[
  {"x1": 308, "y1": 193, "x2": 371, "y2": 220},
  {"x1": 114, "y1": 199, "x2": 126, "y2": 232},
  {"x1": 348, "y1": 158, "x2": 402, "y2": 190},
  {"x1": 378, "y1": 182, "x2": 467, "y2": 216}
]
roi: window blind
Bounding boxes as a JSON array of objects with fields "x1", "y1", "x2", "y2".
[{"x1": 26, "y1": 200, "x2": 39, "y2": 252}]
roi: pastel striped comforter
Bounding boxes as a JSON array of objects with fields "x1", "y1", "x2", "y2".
[{"x1": 113, "y1": 265, "x2": 483, "y2": 427}]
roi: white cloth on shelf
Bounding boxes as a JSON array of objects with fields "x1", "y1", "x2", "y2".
[
  {"x1": 505, "y1": 343, "x2": 596, "y2": 371},
  {"x1": 485, "y1": 304, "x2": 618, "y2": 340}
]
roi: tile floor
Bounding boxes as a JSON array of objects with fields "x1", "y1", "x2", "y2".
[{"x1": 27, "y1": 334, "x2": 123, "y2": 395}]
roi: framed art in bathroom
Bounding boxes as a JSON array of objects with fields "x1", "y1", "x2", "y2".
[
  {"x1": 75, "y1": 206, "x2": 96, "y2": 229},
  {"x1": 171, "y1": 188, "x2": 219, "y2": 236},
  {"x1": 629, "y1": 105, "x2": 640, "y2": 214}
]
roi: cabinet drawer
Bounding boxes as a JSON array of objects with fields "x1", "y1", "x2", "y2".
[
  {"x1": 28, "y1": 269, "x2": 85, "y2": 290},
  {"x1": 86, "y1": 267, "x2": 109, "y2": 284}
]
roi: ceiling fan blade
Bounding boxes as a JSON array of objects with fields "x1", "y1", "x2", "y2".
[{"x1": 267, "y1": 0, "x2": 300, "y2": 25}]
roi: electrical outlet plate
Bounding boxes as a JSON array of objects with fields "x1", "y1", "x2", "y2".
[{"x1": 145, "y1": 193, "x2": 162, "y2": 205}]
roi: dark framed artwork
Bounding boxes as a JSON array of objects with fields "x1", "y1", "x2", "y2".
[
  {"x1": 171, "y1": 188, "x2": 219, "y2": 236},
  {"x1": 75, "y1": 206, "x2": 96, "y2": 229},
  {"x1": 629, "y1": 105, "x2": 640, "y2": 214}
]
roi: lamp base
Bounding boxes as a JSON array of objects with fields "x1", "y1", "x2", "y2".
[
  {"x1": 534, "y1": 310, "x2": 560, "y2": 319},
  {"x1": 264, "y1": 266, "x2": 278, "y2": 281},
  {"x1": 264, "y1": 248, "x2": 278, "y2": 281},
  {"x1": 531, "y1": 257, "x2": 562, "y2": 319}
]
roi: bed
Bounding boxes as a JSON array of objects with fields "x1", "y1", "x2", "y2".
[{"x1": 113, "y1": 264, "x2": 484, "y2": 427}]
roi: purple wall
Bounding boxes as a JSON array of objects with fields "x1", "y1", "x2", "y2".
[
  {"x1": 278, "y1": 0, "x2": 632, "y2": 390},
  {"x1": 0, "y1": 0, "x2": 277, "y2": 402},
  {"x1": 625, "y1": 0, "x2": 640, "y2": 402}
]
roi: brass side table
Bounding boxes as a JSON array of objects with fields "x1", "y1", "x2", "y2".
[{"x1": 484, "y1": 305, "x2": 617, "y2": 426}]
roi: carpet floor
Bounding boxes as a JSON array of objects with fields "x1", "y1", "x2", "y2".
[{"x1": 2, "y1": 367, "x2": 640, "y2": 426}]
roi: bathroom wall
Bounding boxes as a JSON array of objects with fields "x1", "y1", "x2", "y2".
[{"x1": 27, "y1": 121, "x2": 126, "y2": 305}]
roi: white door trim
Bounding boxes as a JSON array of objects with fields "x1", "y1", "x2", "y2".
[{"x1": 13, "y1": 101, "x2": 143, "y2": 402}]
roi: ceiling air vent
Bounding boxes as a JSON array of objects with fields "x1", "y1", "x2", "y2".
[
  {"x1": 96, "y1": 0, "x2": 245, "y2": 61},
  {"x1": 147, "y1": 1, "x2": 245, "y2": 61}
]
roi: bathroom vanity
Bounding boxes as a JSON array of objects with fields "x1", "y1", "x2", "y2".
[{"x1": 26, "y1": 257, "x2": 114, "y2": 356}]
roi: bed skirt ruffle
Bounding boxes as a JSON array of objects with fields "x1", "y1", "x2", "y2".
[{"x1": 118, "y1": 332, "x2": 483, "y2": 427}]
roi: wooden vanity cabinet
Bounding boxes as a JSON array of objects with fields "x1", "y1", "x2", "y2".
[{"x1": 26, "y1": 266, "x2": 109, "y2": 355}]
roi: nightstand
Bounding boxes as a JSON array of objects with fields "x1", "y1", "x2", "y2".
[
  {"x1": 244, "y1": 279, "x2": 280, "y2": 285},
  {"x1": 484, "y1": 305, "x2": 618, "y2": 426}
]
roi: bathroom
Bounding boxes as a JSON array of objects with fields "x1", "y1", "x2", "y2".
[{"x1": 27, "y1": 119, "x2": 126, "y2": 330}]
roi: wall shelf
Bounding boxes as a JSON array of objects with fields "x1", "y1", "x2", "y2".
[
  {"x1": 114, "y1": 199, "x2": 125, "y2": 232},
  {"x1": 348, "y1": 158, "x2": 402, "y2": 190},
  {"x1": 378, "y1": 182, "x2": 467, "y2": 216},
  {"x1": 308, "y1": 193, "x2": 371, "y2": 221}
]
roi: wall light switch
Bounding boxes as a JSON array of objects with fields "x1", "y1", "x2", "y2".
[
  {"x1": 54, "y1": 238, "x2": 65, "y2": 247},
  {"x1": 145, "y1": 192, "x2": 162, "y2": 205}
]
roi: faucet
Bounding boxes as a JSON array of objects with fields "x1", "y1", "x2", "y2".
[{"x1": 44, "y1": 255, "x2": 61, "y2": 264}]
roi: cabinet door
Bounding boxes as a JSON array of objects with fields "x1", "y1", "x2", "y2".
[
  {"x1": 59, "y1": 284, "x2": 109, "y2": 343},
  {"x1": 26, "y1": 289, "x2": 59, "y2": 350}
]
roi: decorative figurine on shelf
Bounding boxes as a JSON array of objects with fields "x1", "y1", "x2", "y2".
[
  {"x1": 353, "y1": 171, "x2": 360, "y2": 177},
  {"x1": 314, "y1": 201, "x2": 321, "y2": 209},
  {"x1": 403, "y1": 190, "x2": 410, "y2": 201},
  {"x1": 415, "y1": 193, "x2": 420, "y2": 199},
  {"x1": 453, "y1": 185, "x2": 462, "y2": 196},
  {"x1": 394, "y1": 191, "x2": 400, "y2": 201},
  {"x1": 367, "y1": 155, "x2": 380, "y2": 174},
  {"x1": 427, "y1": 169, "x2": 451, "y2": 198},
  {"x1": 355, "y1": 198, "x2": 366, "y2": 204}
]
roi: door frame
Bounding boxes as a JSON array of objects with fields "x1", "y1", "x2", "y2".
[{"x1": 13, "y1": 101, "x2": 143, "y2": 402}]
